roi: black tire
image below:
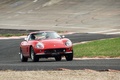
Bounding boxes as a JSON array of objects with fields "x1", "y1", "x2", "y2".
[
  {"x1": 20, "y1": 49, "x2": 28, "y2": 62},
  {"x1": 55, "y1": 56, "x2": 62, "y2": 61},
  {"x1": 30, "y1": 47, "x2": 39, "y2": 62},
  {"x1": 65, "y1": 53, "x2": 73, "y2": 61}
]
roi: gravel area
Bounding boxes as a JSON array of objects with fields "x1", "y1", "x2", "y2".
[{"x1": 0, "y1": 69, "x2": 120, "y2": 80}]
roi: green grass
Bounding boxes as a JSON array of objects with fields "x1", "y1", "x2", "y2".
[
  {"x1": 0, "y1": 33, "x2": 26, "y2": 37},
  {"x1": 73, "y1": 38, "x2": 120, "y2": 58}
]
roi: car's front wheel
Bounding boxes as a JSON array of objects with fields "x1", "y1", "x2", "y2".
[
  {"x1": 30, "y1": 47, "x2": 39, "y2": 62},
  {"x1": 65, "y1": 53, "x2": 73, "y2": 61},
  {"x1": 55, "y1": 56, "x2": 62, "y2": 61},
  {"x1": 20, "y1": 49, "x2": 28, "y2": 62}
]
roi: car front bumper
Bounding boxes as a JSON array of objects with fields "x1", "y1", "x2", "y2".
[{"x1": 36, "y1": 51, "x2": 73, "y2": 56}]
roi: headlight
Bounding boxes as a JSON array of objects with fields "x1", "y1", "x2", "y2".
[
  {"x1": 36, "y1": 42, "x2": 44, "y2": 49},
  {"x1": 65, "y1": 40, "x2": 72, "y2": 47}
]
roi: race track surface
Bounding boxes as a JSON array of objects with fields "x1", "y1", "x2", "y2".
[
  {"x1": 0, "y1": 33, "x2": 120, "y2": 71},
  {"x1": 0, "y1": 0, "x2": 120, "y2": 70}
]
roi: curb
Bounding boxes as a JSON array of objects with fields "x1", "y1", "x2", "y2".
[
  {"x1": 73, "y1": 57, "x2": 120, "y2": 60},
  {"x1": 0, "y1": 36, "x2": 26, "y2": 39}
]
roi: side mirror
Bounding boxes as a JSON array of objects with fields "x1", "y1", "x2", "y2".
[
  {"x1": 24, "y1": 37, "x2": 28, "y2": 41},
  {"x1": 61, "y1": 35, "x2": 65, "y2": 38}
]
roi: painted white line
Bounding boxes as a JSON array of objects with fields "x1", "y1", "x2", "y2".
[
  {"x1": 42, "y1": 0, "x2": 62, "y2": 7},
  {"x1": 0, "y1": 36, "x2": 26, "y2": 40},
  {"x1": 73, "y1": 57, "x2": 120, "y2": 60},
  {"x1": 88, "y1": 29, "x2": 117, "y2": 33},
  {"x1": 88, "y1": 29, "x2": 120, "y2": 35},
  {"x1": 106, "y1": 32, "x2": 120, "y2": 35},
  {"x1": 33, "y1": 0, "x2": 38, "y2": 2}
]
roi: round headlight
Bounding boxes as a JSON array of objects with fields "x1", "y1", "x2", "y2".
[
  {"x1": 65, "y1": 40, "x2": 72, "y2": 47},
  {"x1": 36, "y1": 42, "x2": 44, "y2": 49}
]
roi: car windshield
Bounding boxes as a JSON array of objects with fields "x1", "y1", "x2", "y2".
[{"x1": 30, "y1": 32, "x2": 61, "y2": 40}]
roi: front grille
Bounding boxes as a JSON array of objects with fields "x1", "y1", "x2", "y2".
[{"x1": 44, "y1": 48, "x2": 65, "y2": 53}]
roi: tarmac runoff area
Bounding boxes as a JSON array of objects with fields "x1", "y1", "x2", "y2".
[{"x1": 0, "y1": 0, "x2": 120, "y2": 33}]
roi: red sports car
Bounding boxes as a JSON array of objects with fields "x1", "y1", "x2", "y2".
[{"x1": 19, "y1": 31, "x2": 73, "y2": 62}]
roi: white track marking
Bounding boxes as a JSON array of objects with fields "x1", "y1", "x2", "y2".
[
  {"x1": 88, "y1": 29, "x2": 117, "y2": 33},
  {"x1": 0, "y1": 36, "x2": 26, "y2": 40},
  {"x1": 33, "y1": 0, "x2": 38, "y2": 2},
  {"x1": 106, "y1": 32, "x2": 120, "y2": 35},
  {"x1": 43, "y1": 0, "x2": 62, "y2": 7},
  {"x1": 88, "y1": 29, "x2": 120, "y2": 34}
]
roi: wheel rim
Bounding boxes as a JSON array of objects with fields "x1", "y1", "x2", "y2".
[
  {"x1": 30, "y1": 47, "x2": 39, "y2": 62},
  {"x1": 20, "y1": 49, "x2": 23, "y2": 60},
  {"x1": 31, "y1": 48, "x2": 34, "y2": 60},
  {"x1": 20, "y1": 53, "x2": 23, "y2": 60}
]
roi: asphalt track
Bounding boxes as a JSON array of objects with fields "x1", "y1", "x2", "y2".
[
  {"x1": 0, "y1": 0, "x2": 120, "y2": 71},
  {"x1": 0, "y1": 33, "x2": 120, "y2": 71}
]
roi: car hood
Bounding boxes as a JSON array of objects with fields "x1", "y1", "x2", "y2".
[{"x1": 40, "y1": 39, "x2": 66, "y2": 49}]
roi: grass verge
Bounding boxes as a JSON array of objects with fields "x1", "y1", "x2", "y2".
[
  {"x1": 0, "y1": 33, "x2": 26, "y2": 37},
  {"x1": 73, "y1": 38, "x2": 120, "y2": 58}
]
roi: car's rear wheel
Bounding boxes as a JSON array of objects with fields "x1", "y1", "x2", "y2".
[
  {"x1": 65, "y1": 53, "x2": 73, "y2": 61},
  {"x1": 20, "y1": 49, "x2": 28, "y2": 62},
  {"x1": 30, "y1": 47, "x2": 39, "y2": 62},
  {"x1": 55, "y1": 55, "x2": 62, "y2": 61}
]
